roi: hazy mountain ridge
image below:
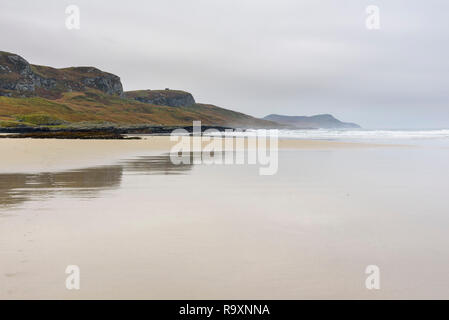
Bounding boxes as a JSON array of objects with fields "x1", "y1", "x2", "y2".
[{"x1": 264, "y1": 114, "x2": 360, "y2": 129}]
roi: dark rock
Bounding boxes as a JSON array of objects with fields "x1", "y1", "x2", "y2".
[{"x1": 0, "y1": 51, "x2": 123, "y2": 98}]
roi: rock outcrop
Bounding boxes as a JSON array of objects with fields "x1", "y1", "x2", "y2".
[
  {"x1": 264, "y1": 114, "x2": 360, "y2": 129},
  {"x1": 124, "y1": 89, "x2": 196, "y2": 107},
  {"x1": 0, "y1": 51, "x2": 123, "y2": 98},
  {"x1": 0, "y1": 53, "x2": 36, "y2": 94}
]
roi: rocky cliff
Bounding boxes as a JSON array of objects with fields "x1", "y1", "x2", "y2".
[
  {"x1": 125, "y1": 89, "x2": 196, "y2": 107},
  {"x1": 0, "y1": 51, "x2": 277, "y2": 128},
  {"x1": 0, "y1": 51, "x2": 123, "y2": 98}
]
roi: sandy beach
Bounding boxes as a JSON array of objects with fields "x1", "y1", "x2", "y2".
[
  {"x1": 1, "y1": 137, "x2": 448, "y2": 300},
  {"x1": 3, "y1": 0, "x2": 449, "y2": 305},
  {"x1": 0, "y1": 136, "x2": 385, "y2": 173}
]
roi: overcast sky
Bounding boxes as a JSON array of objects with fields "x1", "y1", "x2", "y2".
[{"x1": 1, "y1": 0, "x2": 448, "y2": 128}]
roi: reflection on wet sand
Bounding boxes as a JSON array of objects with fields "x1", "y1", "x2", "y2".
[
  {"x1": 120, "y1": 154, "x2": 194, "y2": 175},
  {"x1": 0, "y1": 154, "x2": 193, "y2": 209}
]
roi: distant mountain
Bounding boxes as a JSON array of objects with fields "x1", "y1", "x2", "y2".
[
  {"x1": 264, "y1": 114, "x2": 361, "y2": 129},
  {"x1": 0, "y1": 51, "x2": 276, "y2": 129}
]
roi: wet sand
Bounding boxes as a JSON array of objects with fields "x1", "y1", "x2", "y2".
[
  {"x1": 2, "y1": 138, "x2": 448, "y2": 300},
  {"x1": 0, "y1": 136, "x2": 384, "y2": 173}
]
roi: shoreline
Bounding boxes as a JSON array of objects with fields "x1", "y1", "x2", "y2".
[
  {"x1": 0, "y1": 125, "x2": 236, "y2": 135},
  {"x1": 0, "y1": 136, "x2": 397, "y2": 174}
]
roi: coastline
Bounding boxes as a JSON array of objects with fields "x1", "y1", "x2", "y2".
[{"x1": 0, "y1": 136, "x2": 390, "y2": 174}]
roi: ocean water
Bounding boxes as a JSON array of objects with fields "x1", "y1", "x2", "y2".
[
  {"x1": 1, "y1": 141, "x2": 449, "y2": 299},
  {"x1": 209, "y1": 129, "x2": 449, "y2": 146}
]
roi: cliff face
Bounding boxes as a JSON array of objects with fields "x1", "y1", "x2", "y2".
[
  {"x1": 125, "y1": 89, "x2": 196, "y2": 107},
  {"x1": 0, "y1": 52, "x2": 35, "y2": 93},
  {"x1": 0, "y1": 51, "x2": 123, "y2": 98},
  {"x1": 264, "y1": 114, "x2": 360, "y2": 129}
]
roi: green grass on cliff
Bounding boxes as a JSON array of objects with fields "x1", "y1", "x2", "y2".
[
  {"x1": 0, "y1": 89, "x2": 275, "y2": 128},
  {"x1": 14, "y1": 113, "x2": 65, "y2": 126},
  {"x1": 125, "y1": 89, "x2": 192, "y2": 99},
  {"x1": 0, "y1": 120, "x2": 29, "y2": 128},
  {"x1": 31, "y1": 65, "x2": 116, "y2": 82}
]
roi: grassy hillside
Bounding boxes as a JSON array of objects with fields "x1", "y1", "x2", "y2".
[
  {"x1": 0, "y1": 51, "x2": 277, "y2": 129},
  {"x1": 0, "y1": 89, "x2": 275, "y2": 128}
]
